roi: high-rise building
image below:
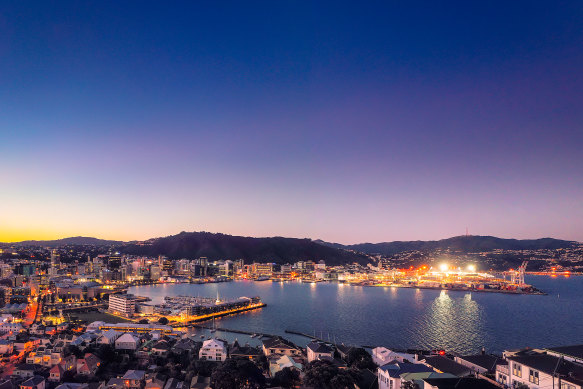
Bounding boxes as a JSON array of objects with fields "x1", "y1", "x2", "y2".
[
  {"x1": 108, "y1": 294, "x2": 136, "y2": 317},
  {"x1": 50, "y1": 249, "x2": 60, "y2": 267}
]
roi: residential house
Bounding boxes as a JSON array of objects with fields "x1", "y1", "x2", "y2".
[
  {"x1": 422, "y1": 376, "x2": 501, "y2": 389},
  {"x1": 497, "y1": 349, "x2": 583, "y2": 389},
  {"x1": 76, "y1": 353, "x2": 101, "y2": 376},
  {"x1": 269, "y1": 354, "x2": 303, "y2": 377},
  {"x1": 49, "y1": 365, "x2": 65, "y2": 382},
  {"x1": 19, "y1": 376, "x2": 45, "y2": 389},
  {"x1": 377, "y1": 361, "x2": 434, "y2": 389},
  {"x1": 422, "y1": 356, "x2": 473, "y2": 377},
  {"x1": 162, "y1": 379, "x2": 185, "y2": 389},
  {"x1": 372, "y1": 347, "x2": 417, "y2": 366},
  {"x1": 229, "y1": 341, "x2": 261, "y2": 360},
  {"x1": 14, "y1": 364, "x2": 41, "y2": 378},
  {"x1": 98, "y1": 330, "x2": 121, "y2": 346},
  {"x1": 144, "y1": 373, "x2": 167, "y2": 389},
  {"x1": 454, "y1": 353, "x2": 500, "y2": 374},
  {"x1": 199, "y1": 339, "x2": 227, "y2": 362},
  {"x1": 306, "y1": 341, "x2": 334, "y2": 362},
  {"x1": 150, "y1": 341, "x2": 170, "y2": 357},
  {"x1": 115, "y1": 333, "x2": 140, "y2": 351},
  {"x1": 122, "y1": 370, "x2": 146, "y2": 389},
  {"x1": 0, "y1": 339, "x2": 14, "y2": 354},
  {"x1": 189, "y1": 376, "x2": 210, "y2": 389},
  {"x1": 262, "y1": 336, "x2": 302, "y2": 357}
]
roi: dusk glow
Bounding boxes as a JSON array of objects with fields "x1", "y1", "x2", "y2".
[{"x1": 1, "y1": 1, "x2": 582, "y2": 243}]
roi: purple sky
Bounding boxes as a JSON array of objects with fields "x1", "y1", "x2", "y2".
[{"x1": 1, "y1": 1, "x2": 582, "y2": 243}]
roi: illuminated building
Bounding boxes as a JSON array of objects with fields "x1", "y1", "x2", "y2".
[{"x1": 108, "y1": 294, "x2": 136, "y2": 317}]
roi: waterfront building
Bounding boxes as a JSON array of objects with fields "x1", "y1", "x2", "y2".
[
  {"x1": 199, "y1": 339, "x2": 227, "y2": 361},
  {"x1": 454, "y1": 352, "x2": 500, "y2": 374},
  {"x1": 306, "y1": 341, "x2": 334, "y2": 362},
  {"x1": 377, "y1": 361, "x2": 434, "y2": 389},
  {"x1": 496, "y1": 349, "x2": 583, "y2": 389},
  {"x1": 87, "y1": 321, "x2": 174, "y2": 334},
  {"x1": 422, "y1": 356, "x2": 473, "y2": 377},
  {"x1": 108, "y1": 294, "x2": 136, "y2": 317},
  {"x1": 372, "y1": 347, "x2": 417, "y2": 366},
  {"x1": 262, "y1": 336, "x2": 302, "y2": 357}
]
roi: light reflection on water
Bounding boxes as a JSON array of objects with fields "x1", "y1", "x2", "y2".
[{"x1": 129, "y1": 276, "x2": 583, "y2": 354}]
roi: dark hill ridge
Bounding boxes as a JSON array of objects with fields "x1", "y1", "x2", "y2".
[
  {"x1": 317, "y1": 235, "x2": 578, "y2": 256},
  {"x1": 6, "y1": 236, "x2": 124, "y2": 247},
  {"x1": 122, "y1": 231, "x2": 371, "y2": 265}
]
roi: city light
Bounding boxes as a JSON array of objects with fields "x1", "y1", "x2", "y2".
[
  {"x1": 467, "y1": 265, "x2": 476, "y2": 272},
  {"x1": 439, "y1": 263, "x2": 449, "y2": 272}
]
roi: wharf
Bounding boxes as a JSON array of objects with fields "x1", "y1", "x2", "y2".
[{"x1": 170, "y1": 302, "x2": 266, "y2": 327}]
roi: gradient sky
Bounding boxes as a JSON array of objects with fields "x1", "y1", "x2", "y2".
[{"x1": 1, "y1": 1, "x2": 582, "y2": 244}]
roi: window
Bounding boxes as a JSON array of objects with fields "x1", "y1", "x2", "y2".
[
  {"x1": 561, "y1": 383, "x2": 575, "y2": 389},
  {"x1": 529, "y1": 369, "x2": 539, "y2": 385},
  {"x1": 512, "y1": 363, "x2": 522, "y2": 378}
]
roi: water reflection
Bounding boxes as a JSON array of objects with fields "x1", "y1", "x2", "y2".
[{"x1": 412, "y1": 291, "x2": 485, "y2": 352}]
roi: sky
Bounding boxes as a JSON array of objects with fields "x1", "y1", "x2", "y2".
[{"x1": 1, "y1": 1, "x2": 582, "y2": 244}]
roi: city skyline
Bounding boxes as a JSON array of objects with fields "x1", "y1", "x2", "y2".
[{"x1": 2, "y1": 1, "x2": 582, "y2": 244}]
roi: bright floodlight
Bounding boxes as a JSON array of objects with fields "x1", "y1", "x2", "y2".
[
  {"x1": 467, "y1": 265, "x2": 476, "y2": 272},
  {"x1": 439, "y1": 263, "x2": 448, "y2": 272}
]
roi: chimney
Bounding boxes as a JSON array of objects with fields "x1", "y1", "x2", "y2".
[{"x1": 482, "y1": 347, "x2": 485, "y2": 355}]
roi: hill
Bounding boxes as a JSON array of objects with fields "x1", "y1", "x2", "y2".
[
  {"x1": 6, "y1": 236, "x2": 124, "y2": 247},
  {"x1": 317, "y1": 235, "x2": 578, "y2": 256},
  {"x1": 122, "y1": 231, "x2": 370, "y2": 265}
]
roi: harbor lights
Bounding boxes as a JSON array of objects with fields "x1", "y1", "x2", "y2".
[
  {"x1": 439, "y1": 263, "x2": 449, "y2": 272},
  {"x1": 467, "y1": 265, "x2": 476, "y2": 273}
]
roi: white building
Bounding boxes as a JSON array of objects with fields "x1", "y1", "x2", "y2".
[
  {"x1": 98, "y1": 329, "x2": 121, "y2": 345},
  {"x1": 496, "y1": 349, "x2": 583, "y2": 389},
  {"x1": 372, "y1": 347, "x2": 417, "y2": 366},
  {"x1": 108, "y1": 294, "x2": 136, "y2": 317},
  {"x1": 199, "y1": 339, "x2": 227, "y2": 361},
  {"x1": 378, "y1": 362, "x2": 434, "y2": 389},
  {"x1": 115, "y1": 333, "x2": 140, "y2": 350},
  {"x1": 0, "y1": 322, "x2": 24, "y2": 334}
]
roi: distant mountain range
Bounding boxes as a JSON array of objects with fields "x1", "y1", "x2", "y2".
[
  {"x1": 4, "y1": 236, "x2": 124, "y2": 247},
  {"x1": 121, "y1": 231, "x2": 370, "y2": 265},
  {"x1": 2, "y1": 232, "x2": 578, "y2": 266},
  {"x1": 316, "y1": 235, "x2": 578, "y2": 256}
]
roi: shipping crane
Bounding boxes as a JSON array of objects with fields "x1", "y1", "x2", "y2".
[{"x1": 511, "y1": 261, "x2": 528, "y2": 287}]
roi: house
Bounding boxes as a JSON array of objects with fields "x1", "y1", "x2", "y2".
[
  {"x1": 151, "y1": 341, "x2": 170, "y2": 357},
  {"x1": 269, "y1": 354, "x2": 304, "y2": 377},
  {"x1": 76, "y1": 353, "x2": 101, "y2": 376},
  {"x1": 122, "y1": 370, "x2": 146, "y2": 388},
  {"x1": 306, "y1": 341, "x2": 334, "y2": 362},
  {"x1": 171, "y1": 338, "x2": 196, "y2": 355},
  {"x1": 547, "y1": 344, "x2": 583, "y2": 364},
  {"x1": 229, "y1": 341, "x2": 261, "y2": 360},
  {"x1": 336, "y1": 344, "x2": 356, "y2": 360},
  {"x1": 454, "y1": 353, "x2": 499, "y2": 374},
  {"x1": 98, "y1": 330, "x2": 121, "y2": 345},
  {"x1": 59, "y1": 355, "x2": 77, "y2": 372},
  {"x1": 0, "y1": 322, "x2": 24, "y2": 334},
  {"x1": 497, "y1": 349, "x2": 583, "y2": 389},
  {"x1": 262, "y1": 336, "x2": 302, "y2": 357},
  {"x1": 0, "y1": 339, "x2": 14, "y2": 354},
  {"x1": 49, "y1": 364, "x2": 65, "y2": 382},
  {"x1": 422, "y1": 356, "x2": 473, "y2": 377},
  {"x1": 115, "y1": 333, "x2": 140, "y2": 351},
  {"x1": 372, "y1": 347, "x2": 417, "y2": 366},
  {"x1": 105, "y1": 378, "x2": 126, "y2": 389},
  {"x1": 19, "y1": 376, "x2": 45, "y2": 389},
  {"x1": 199, "y1": 339, "x2": 227, "y2": 362},
  {"x1": 377, "y1": 361, "x2": 434, "y2": 389},
  {"x1": 13, "y1": 364, "x2": 41, "y2": 378},
  {"x1": 145, "y1": 373, "x2": 167, "y2": 389}
]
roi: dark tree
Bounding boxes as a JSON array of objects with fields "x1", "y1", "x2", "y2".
[
  {"x1": 273, "y1": 367, "x2": 300, "y2": 389},
  {"x1": 138, "y1": 319, "x2": 149, "y2": 324},
  {"x1": 303, "y1": 360, "x2": 340, "y2": 389},
  {"x1": 347, "y1": 347, "x2": 376, "y2": 370},
  {"x1": 211, "y1": 358, "x2": 265, "y2": 389},
  {"x1": 158, "y1": 317, "x2": 169, "y2": 325}
]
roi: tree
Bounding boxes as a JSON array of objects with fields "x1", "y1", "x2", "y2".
[
  {"x1": 138, "y1": 319, "x2": 149, "y2": 324},
  {"x1": 303, "y1": 360, "x2": 340, "y2": 389},
  {"x1": 158, "y1": 317, "x2": 169, "y2": 325},
  {"x1": 273, "y1": 367, "x2": 300, "y2": 389},
  {"x1": 347, "y1": 347, "x2": 376, "y2": 370},
  {"x1": 211, "y1": 358, "x2": 265, "y2": 389}
]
